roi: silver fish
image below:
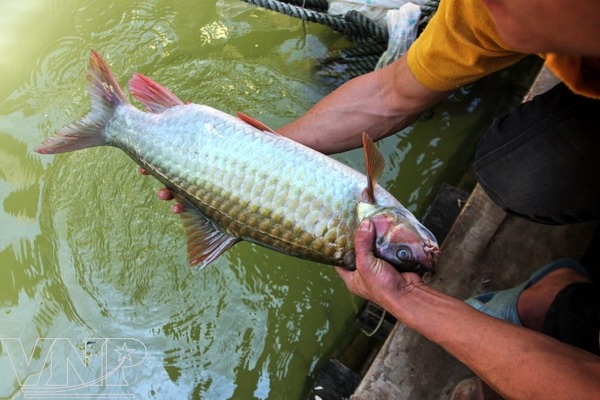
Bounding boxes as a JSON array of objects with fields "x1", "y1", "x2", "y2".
[{"x1": 36, "y1": 51, "x2": 439, "y2": 273}]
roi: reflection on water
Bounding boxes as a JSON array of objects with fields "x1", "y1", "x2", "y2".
[{"x1": 0, "y1": 0, "x2": 537, "y2": 399}]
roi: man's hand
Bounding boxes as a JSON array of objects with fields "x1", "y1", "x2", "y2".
[
  {"x1": 139, "y1": 167, "x2": 182, "y2": 213},
  {"x1": 336, "y1": 219, "x2": 424, "y2": 310}
]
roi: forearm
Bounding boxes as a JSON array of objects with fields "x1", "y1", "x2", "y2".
[
  {"x1": 386, "y1": 285, "x2": 600, "y2": 400},
  {"x1": 277, "y1": 55, "x2": 452, "y2": 154}
]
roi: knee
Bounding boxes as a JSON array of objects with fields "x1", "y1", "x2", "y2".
[
  {"x1": 474, "y1": 134, "x2": 599, "y2": 225},
  {"x1": 473, "y1": 149, "x2": 559, "y2": 224},
  {"x1": 473, "y1": 86, "x2": 600, "y2": 225}
]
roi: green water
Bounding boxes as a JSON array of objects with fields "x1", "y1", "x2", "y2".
[{"x1": 0, "y1": 1, "x2": 538, "y2": 399}]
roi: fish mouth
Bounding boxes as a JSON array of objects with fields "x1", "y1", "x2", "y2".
[
  {"x1": 414, "y1": 239, "x2": 440, "y2": 273},
  {"x1": 375, "y1": 236, "x2": 440, "y2": 274},
  {"x1": 424, "y1": 240, "x2": 440, "y2": 264}
]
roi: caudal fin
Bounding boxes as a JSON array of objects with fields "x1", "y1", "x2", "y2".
[{"x1": 36, "y1": 50, "x2": 128, "y2": 154}]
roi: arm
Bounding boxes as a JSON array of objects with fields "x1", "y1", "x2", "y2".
[
  {"x1": 277, "y1": 55, "x2": 453, "y2": 154},
  {"x1": 277, "y1": 0, "x2": 528, "y2": 154},
  {"x1": 338, "y1": 221, "x2": 600, "y2": 400}
]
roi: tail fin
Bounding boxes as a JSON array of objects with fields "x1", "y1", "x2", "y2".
[{"x1": 36, "y1": 50, "x2": 128, "y2": 154}]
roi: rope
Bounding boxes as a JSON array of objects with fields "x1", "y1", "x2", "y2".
[
  {"x1": 240, "y1": 0, "x2": 441, "y2": 82},
  {"x1": 241, "y1": 0, "x2": 439, "y2": 39},
  {"x1": 362, "y1": 309, "x2": 387, "y2": 337},
  {"x1": 418, "y1": 0, "x2": 440, "y2": 26},
  {"x1": 241, "y1": 0, "x2": 387, "y2": 42},
  {"x1": 420, "y1": 0, "x2": 440, "y2": 18},
  {"x1": 285, "y1": 0, "x2": 329, "y2": 12},
  {"x1": 344, "y1": 10, "x2": 388, "y2": 43},
  {"x1": 316, "y1": 40, "x2": 386, "y2": 84}
]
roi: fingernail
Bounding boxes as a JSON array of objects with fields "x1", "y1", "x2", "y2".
[{"x1": 360, "y1": 219, "x2": 373, "y2": 231}]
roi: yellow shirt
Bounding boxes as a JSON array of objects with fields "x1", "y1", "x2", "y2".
[{"x1": 407, "y1": 0, "x2": 600, "y2": 99}]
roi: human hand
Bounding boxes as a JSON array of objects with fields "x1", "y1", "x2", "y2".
[
  {"x1": 138, "y1": 167, "x2": 182, "y2": 213},
  {"x1": 336, "y1": 219, "x2": 424, "y2": 310}
]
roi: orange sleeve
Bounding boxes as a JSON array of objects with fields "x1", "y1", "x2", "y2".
[
  {"x1": 542, "y1": 54, "x2": 600, "y2": 99},
  {"x1": 407, "y1": 0, "x2": 527, "y2": 91}
]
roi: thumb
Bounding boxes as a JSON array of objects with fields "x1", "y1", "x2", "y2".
[{"x1": 354, "y1": 219, "x2": 378, "y2": 271}]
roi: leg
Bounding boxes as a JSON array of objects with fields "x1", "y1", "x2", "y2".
[
  {"x1": 473, "y1": 83, "x2": 600, "y2": 224},
  {"x1": 465, "y1": 258, "x2": 600, "y2": 354},
  {"x1": 541, "y1": 281, "x2": 600, "y2": 356},
  {"x1": 457, "y1": 261, "x2": 600, "y2": 399}
]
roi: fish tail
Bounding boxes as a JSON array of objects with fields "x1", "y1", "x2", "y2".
[{"x1": 36, "y1": 50, "x2": 128, "y2": 154}]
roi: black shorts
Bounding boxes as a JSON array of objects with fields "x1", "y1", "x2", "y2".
[
  {"x1": 543, "y1": 282, "x2": 600, "y2": 356},
  {"x1": 473, "y1": 83, "x2": 600, "y2": 225}
]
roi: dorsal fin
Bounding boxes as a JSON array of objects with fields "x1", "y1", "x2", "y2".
[
  {"x1": 128, "y1": 73, "x2": 185, "y2": 113},
  {"x1": 362, "y1": 132, "x2": 385, "y2": 204},
  {"x1": 236, "y1": 112, "x2": 278, "y2": 134},
  {"x1": 173, "y1": 194, "x2": 240, "y2": 269}
]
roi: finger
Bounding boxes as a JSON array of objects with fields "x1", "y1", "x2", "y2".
[
  {"x1": 171, "y1": 202, "x2": 184, "y2": 214},
  {"x1": 335, "y1": 266, "x2": 366, "y2": 297},
  {"x1": 157, "y1": 188, "x2": 174, "y2": 201},
  {"x1": 139, "y1": 167, "x2": 149, "y2": 175},
  {"x1": 354, "y1": 219, "x2": 377, "y2": 272},
  {"x1": 335, "y1": 266, "x2": 354, "y2": 284}
]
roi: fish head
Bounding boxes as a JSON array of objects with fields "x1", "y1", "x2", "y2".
[{"x1": 358, "y1": 203, "x2": 440, "y2": 274}]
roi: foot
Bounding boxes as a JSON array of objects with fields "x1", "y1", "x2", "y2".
[{"x1": 517, "y1": 267, "x2": 591, "y2": 331}]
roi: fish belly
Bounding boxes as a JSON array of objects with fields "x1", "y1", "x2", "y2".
[{"x1": 107, "y1": 104, "x2": 382, "y2": 266}]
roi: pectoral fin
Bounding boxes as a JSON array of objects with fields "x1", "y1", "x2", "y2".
[
  {"x1": 362, "y1": 132, "x2": 385, "y2": 203},
  {"x1": 174, "y1": 195, "x2": 240, "y2": 269}
]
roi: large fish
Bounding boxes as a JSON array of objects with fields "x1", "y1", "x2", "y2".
[{"x1": 36, "y1": 51, "x2": 439, "y2": 273}]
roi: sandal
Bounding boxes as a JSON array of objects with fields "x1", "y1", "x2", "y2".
[{"x1": 465, "y1": 258, "x2": 590, "y2": 324}]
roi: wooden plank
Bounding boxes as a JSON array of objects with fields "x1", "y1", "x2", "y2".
[{"x1": 351, "y1": 185, "x2": 598, "y2": 399}]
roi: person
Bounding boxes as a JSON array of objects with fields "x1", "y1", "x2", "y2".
[
  {"x1": 277, "y1": 0, "x2": 600, "y2": 225},
  {"x1": 277, "y1": 0, "x2": 600, "y2": 398},
  {"x1": 152, "y1": 0, "x2": 600, "y2": 397},
  {"x1": 340, "y1": 222, "x2": 599, "y2": 399}
]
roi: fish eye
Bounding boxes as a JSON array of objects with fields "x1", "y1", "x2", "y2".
[{"x1": 396, "y1": 246, "x2": 411, "y2": 261}]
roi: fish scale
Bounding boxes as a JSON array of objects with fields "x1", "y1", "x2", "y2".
[{"x1": 36, "y1": 51, "x2": 439, "y2": 272}]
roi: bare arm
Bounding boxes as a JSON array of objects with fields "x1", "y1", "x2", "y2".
[
  {"x1": 338, "y1": 221, "x2": 600, "y2": 400},
  {"x1": 277, "y1": 55, "x2": 453, "y2": 154}
]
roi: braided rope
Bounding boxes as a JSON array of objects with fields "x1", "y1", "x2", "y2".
[
  {"x1": 241, "y1": 0, "x2": 439, "y2": 39},
  {"x1": 419, "y1": 0, "x2": 440, "y2": 26},
  {"x1": 285, "y1": 0, "x2": 329, "y2": 11},
  {"x1": 420, "y1": 0, "x2": 440, "y2": 18},
  {"x1": 241, "y1": 0, "x2": 387, "y2": 42},
  {"x1": 344, "y1": 10, "x2": 388, "y2": 42},
  {"x1": 240, "y1": 0, "x2": 441, "y2": 80}
]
